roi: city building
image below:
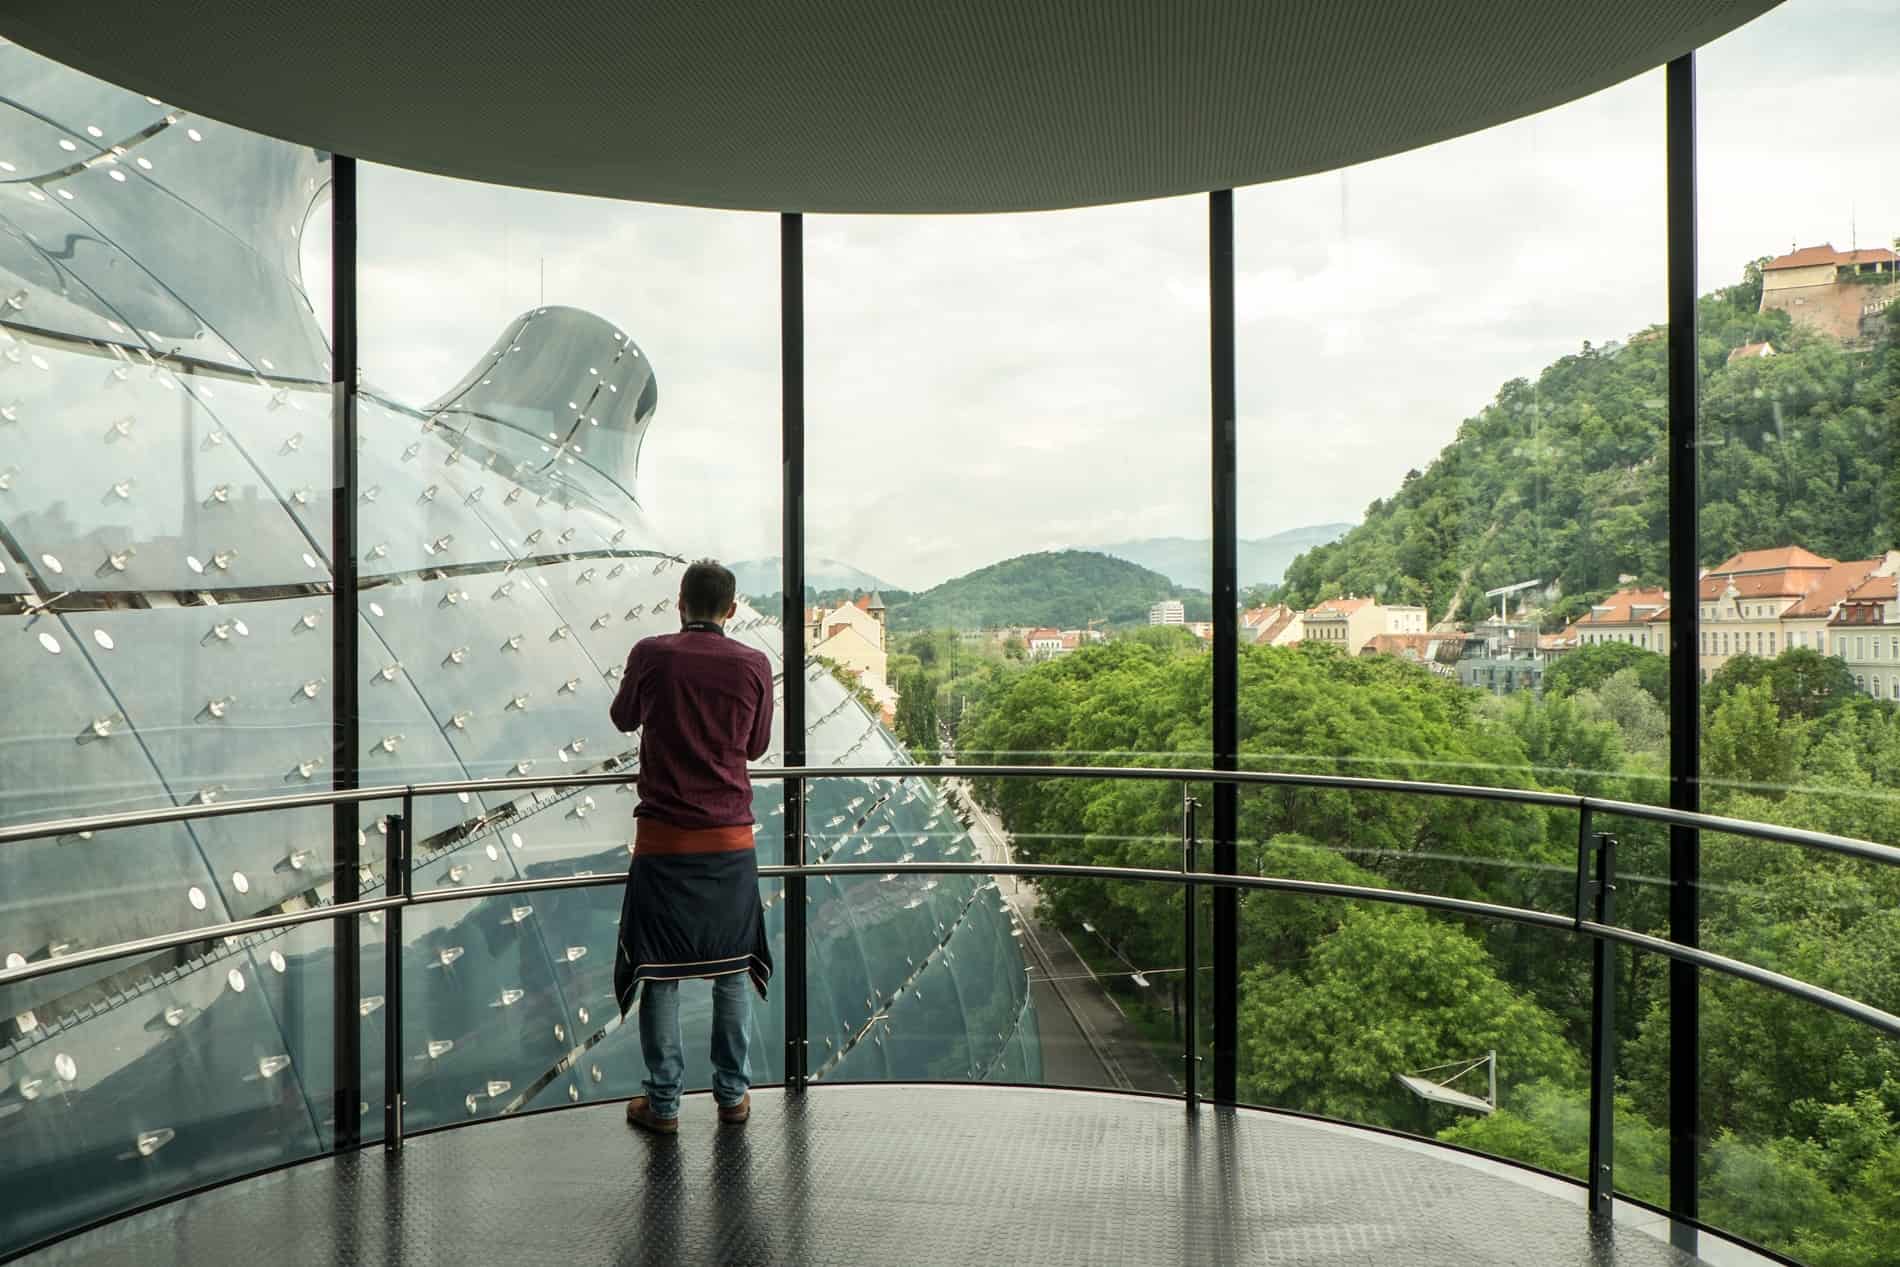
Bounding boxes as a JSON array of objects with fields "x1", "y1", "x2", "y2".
[
  {"x1": 1456, "y1": 621, "x2": 1545, "y2": 694},
  {"x1": 807, "y1": 591, "x2": 891, "y2": 689},
  {"x1": 1149, "y1": 599, "x2": 1185, "y2": 625},
  {"x1": 1240, "y1": 602, "x2": 1303, "y2": 646},
  {"x1": 1363, "y1": 631, "x2": 1467, "y2": 678},
  {"x1": 1024, "y1": 627, "x2": 1066, "y2": 659},
  {"x1": 1699, "y1": 546, "x2": 1837, "y2": 673},
  {"x1": 1835, "y1": 573, "x2": 1900, "y2": 701},
  {"x1": 1776, "y1": 556, "x2": 1889, "y2": 660},
  {"x1": 1300, "y1": 596, "x2": 1427, "y2": 654},
  {"x1": 1758, "y1": 243, "x2": 1899, "y2": 342},
  {"x1": 1570, "y1": 586, "x2": 1671, "y2": 653}
]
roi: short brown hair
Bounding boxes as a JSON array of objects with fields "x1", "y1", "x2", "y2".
[{"x1": 679, "y1": 559, "x2": 737, "y2": 620}]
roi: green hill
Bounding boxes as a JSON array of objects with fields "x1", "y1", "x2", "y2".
[
  {"x1": 886, "y1": 550, "x2": 1210, "y2": 631},
  {"x1": 1279, "y1": 267, "x2": 1899, "y2": 626}
]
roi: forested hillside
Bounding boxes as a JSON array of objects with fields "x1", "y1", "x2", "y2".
[
  {"x1": 884, "y1": 550, "x2": 1210, "y2": 630},
  {"x1": 952, "y1": 636, "x2": 1900, "y2": 1265},
  {"x1": 1279, "y1": 269, "x2": 1899, "y2": 624}
]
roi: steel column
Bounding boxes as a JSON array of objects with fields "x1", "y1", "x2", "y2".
[
  {"x1": 329, "y1": 154, "x2": 362, "y2": 1153},
  {"x1": 1209, "y1": 189, "x2": 1239, "y2": 1106},
  {"x1": 1665, "y1": 52, "x2": 1702, "y2": 1252},
  {"x1": 780, "y1": 212, "x2": 809, "y2": 1092}
]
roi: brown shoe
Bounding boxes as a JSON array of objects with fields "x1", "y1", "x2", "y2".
[
  {"x1": 626, "y1": 1096, "x2": 678, "y2": 1134},
  {"x1": 717, "y1": 1093, "x2": 751, "y2": 1124}
]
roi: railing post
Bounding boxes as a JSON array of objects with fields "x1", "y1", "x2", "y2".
[
  {"x1": 383, "y1": 794, "x2": 410, "y2": 1152},
  {"x1": 1182, "y1": 786, "x2": 1199, "y2": 1114},
  {"x1": 1573, "y1": 804, "x2": 1595, "y2": 927},
  {"x1": 1587, "y1": 830, "x2": 1618, "y2": 1220}
]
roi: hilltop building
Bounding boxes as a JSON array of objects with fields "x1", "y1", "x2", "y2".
[{"x1": 1759, "y1": 243, "x2": 1897, "y2": 342}]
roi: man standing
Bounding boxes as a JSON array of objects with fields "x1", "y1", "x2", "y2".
[{"x1": 610, "y1": 559, "x2": 775, "y2": 1133}]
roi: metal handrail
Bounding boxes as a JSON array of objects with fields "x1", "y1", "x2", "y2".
[
  {"x1": 4, "y1": 762, "x2": 1897, "y2": 868},
  {"x1": 6, "y1": 759, "x2": 1899, "y2": 1250},
  {"x1": 3, "y1": 769, "x2": 1897, "y2": 1044}
]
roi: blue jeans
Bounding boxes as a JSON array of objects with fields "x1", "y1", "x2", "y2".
[{"x1": 637, "y1": 973, "x2": 752, "y2": 1118}]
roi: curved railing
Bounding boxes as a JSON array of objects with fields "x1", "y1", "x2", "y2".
[{"x1": 2, "y1": 764, "x2": 1896, "y2": 1264}]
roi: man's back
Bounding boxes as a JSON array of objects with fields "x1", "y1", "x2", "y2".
[{"x1": 609, "y1": 627, "x2": 773, "y2": 829}]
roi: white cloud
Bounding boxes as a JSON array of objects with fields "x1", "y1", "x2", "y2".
[{"x1": 339, "y1": 0, "x2": 1897, "y2": 592}]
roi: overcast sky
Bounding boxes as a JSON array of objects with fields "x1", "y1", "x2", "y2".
[{"x1": 323, "y1": 0, "x2": 1898, "y2": 591}]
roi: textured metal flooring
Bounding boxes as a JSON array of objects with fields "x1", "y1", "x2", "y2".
[{"x1": 25, "y1": 1085, "x2": 1727, "y2": 1267}]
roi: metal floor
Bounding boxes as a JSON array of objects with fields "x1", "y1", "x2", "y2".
[{"x1": 25, "y1": 1085, "x2": 1739, "y2": 1267}]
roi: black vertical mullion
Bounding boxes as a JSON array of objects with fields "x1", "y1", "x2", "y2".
[
  {"x1": 780, "y1": 211, "x2": 809, "y2": 1092},
  {"x1": 328, "y1": 154, "x2": 362, "y2": 1152},
  {"x1": 1664, "y1": 54, "x2": 1701, "y2": 1251},
  {"x1": 1209, "y1": 190, "x2": 1239, "y2": 1106}
]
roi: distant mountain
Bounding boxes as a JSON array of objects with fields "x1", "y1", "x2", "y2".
[
  {"x1": 729, "y1": 556, "x2": 896, "y2": 597},
  {"x1": 1093, "y1": 525, "x2": 1355, "y2": 590},
  {"x1": 886, "y1": 550, "x2": 1210, "y2": 631}
]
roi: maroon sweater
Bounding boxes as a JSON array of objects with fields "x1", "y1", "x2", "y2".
[{"x1": 608, "y1": 624, "x2": 774, "y2": 829}]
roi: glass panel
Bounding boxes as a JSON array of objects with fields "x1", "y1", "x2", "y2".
[
  {"x1": 807, "y1": 776, "x2": 1177, "y2": 1093},
  {"x1": 395, "y1": 850, "x2": 786, "y2": 1123},
  {"x1": 1691, "y1": 2, "x2": 1900, "y2": 1260},
  {"x1": 804, "y1": 204, "x2": 1207, "y2": 1090},
  {"x1": 1, "y1": 46, "x2": 354, "y2": 1254},
  {"x1": 357, "y1": 173, "x2": 786, "y2": 1122},
  {"x1": 1237, "y1": 892, "x2": 1590, "y2": 1180},
  {"x1": 1225, "y1": 50, "x2": 1678, "y2": 1193},
  {"x1": 0, "y1": 930, "x2": 337, "y2": 1256}
]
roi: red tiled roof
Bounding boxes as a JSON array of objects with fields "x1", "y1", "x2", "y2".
[
  {"x1": 1576, "y1": 587, "x2": 1669, "y2": 626},
  {"x1": 1708, "y1": 545, "x2": 1833, "y2": 574},
  {"x1": 1765, "y1": 244, "x2": 1846, "y2": 270},
  {"x1": 1307, "y1": 596, "x2": 1369, "y2": 617},
  {"x1": 1726, "y1": 341, "x2": 1775, "y2": 363},
  {"x1": 1257, "y1": 610, "x2": 1296, "y2": 643},
  {"x1": 1782, "y1": 559, "x2": 1883, "y2": 618},
  {"x1": 1845, "y1": 574, "x2": 1898, "y2": 602},
  {"x1": 1763, "y1": 244, "x2": 1897, "y2": 270}
]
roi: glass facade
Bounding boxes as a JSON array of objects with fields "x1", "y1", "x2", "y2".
[
  {"x1": 3, "y1": 10, "x2": 1898, "y2": 1267},
  {"x1": 0, "y1": 45, "x2": 1039, "y2": 1255},
  {"x1": 1687, "y1": 3, "x2": 1900, "y2": 1260}
]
